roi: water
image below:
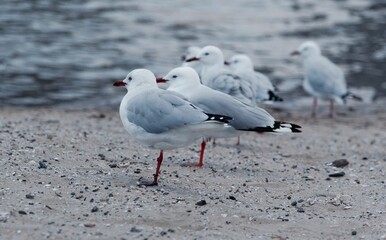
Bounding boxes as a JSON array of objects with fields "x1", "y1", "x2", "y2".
[{"x1": 1, "y1": 0, "x2": 385, "y2": 108}]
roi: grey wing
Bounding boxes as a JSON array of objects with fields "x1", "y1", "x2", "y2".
[
  {"x1": 126, "y1": 90, "x2": 207, "y2": 134},
  {"x1": 238, "y1": 71, "x2": 270, "y2": 101},
  {"x1": 255, "y1": 72, "x2": 274, "y2": 91},
  {"x1": 305, "y1": 57, "x2": 347, "y2": 96},
  {"x1": 191, "y1": 88, "x2": 275, "y2": 130},
  {"x1": 210, "y1": 72, "x2": 254, "y2": 105}
]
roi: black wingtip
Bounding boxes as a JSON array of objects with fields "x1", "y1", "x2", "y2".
[
  {"x1": 342, "y1": 92, "x2": 363, "y2": 102},
  {"x1": 239, "y1": 121, "x2": 302, "y2": 133},
  {"x1": 291, "y1": 128, "x2": 302, "y2": 133},
  {"x1": 268, "y1": 90, "x2": 283, "y2": 102},
  {"x1": 274, "y1": 121, "x2": 302, "y2": 132},
  {"x1": 205, "y1": 113, "x2": 233, "y2": 123}
]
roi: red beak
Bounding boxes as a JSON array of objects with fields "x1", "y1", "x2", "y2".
[
  {"x1": 224, "y1": 61, "x2": 230, "y2": 65},
  {"x1": 185, "y1": 57, "x2": 200, "y2": 62},
  {"x1": 156, "y1": 77, "x2": 168, "y2": 83},
  {"x1": 113, "y1": 80, "x2": 126, "y2": 87},
  {"x1": 290, "y1": 50, "x2": 300, "y2": 56}
]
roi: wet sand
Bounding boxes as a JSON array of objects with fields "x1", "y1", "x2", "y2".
[{"x1": 0, "y1": 106, "x2": 385, "y2": 239}]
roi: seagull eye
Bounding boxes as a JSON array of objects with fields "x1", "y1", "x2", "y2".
[
  {"x1": 172, "y1": 75, "x2": 177, "y2": 78},
  {"x1": 128, "y1": 77, "x2": 132, "y2": 81},
  {"x1": 204, "y1": 52, "x2": 209, "y2": 56}
]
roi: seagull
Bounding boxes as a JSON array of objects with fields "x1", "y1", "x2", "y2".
[
  {"x1": 181, "y1": 46, "x2": 202, "y2": 76},
  {"x1": 113, "y1": 69, "x2": 232, "y2": 186},
  {"x1": 291, "y1": 41, "x2": 362, "y2": 118},
  {"x1": 226, "y1": 54, "x2": 283, "y2": 103},
  {"x1": 186, "y1": 45, "x2": 256, "y2": 106},
  {"x1": 157, "y1": 67, "x2": 302, "y2": 166}
]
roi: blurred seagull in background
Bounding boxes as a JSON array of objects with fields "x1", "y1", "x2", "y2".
[
  {"x1": 226, "y1": 54, "x2": 283, "y2": 103},
  {"x1": 185, "y1": 45, "x2": 256, "y2": 106},
  {"x1": 291, "y1": 41, "x2": 362, "y2": 118}
]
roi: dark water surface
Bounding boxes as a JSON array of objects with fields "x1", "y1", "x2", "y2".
[{"x1": 1, "y1": 0, "x2": 385, "y2": 108}]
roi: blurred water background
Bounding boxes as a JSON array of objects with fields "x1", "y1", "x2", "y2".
[{"x1": 0, "y1": 0, "x2": 385, "y2": 109}]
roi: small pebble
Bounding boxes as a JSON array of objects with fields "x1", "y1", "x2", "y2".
[
  {"x1": 130, "y1": 226, "x2": 142, "y2": 233},
  {"x1": 331, "y1": 159, "x2": 349, "y2": 168},
  {"x1": 329, "y1": 171, "x2": 345, "y2": 177},
  {"x1": 229, "y1": 196, "x2": 236, "y2": 201},
  {"x1": 91, "y1": 206, "x2": 98, "y2": 213},
  {"x1": 18, "y1": 210, "x2": 27, "y2": 215},
  {"x1": 195, "y1": 200, "x2": 207, "y2": 206},
  {"x1": 109, "y1": 163, "x2": 117, "y2": 168},
  {"x1": 291, "y1": 201, "x2": 297, "y2": 206},
  {"x1": 352, "y1": 230, "x2": 357, "y2": 236},
  {"x1": 296, "y1": 207, "x2": 305, "y2": 213},
  {"x1": 84, "y1": 223, "x2": 96, "y2": 228},
  {"x1": 38, "y1": 161, "x2": 47, "y2": 169},
  {"x1": 25, "y1": 194, "x2": 34, "y2": 199}
]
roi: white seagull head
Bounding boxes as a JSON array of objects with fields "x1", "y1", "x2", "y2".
[
  {"x1": 160, "y1": 67, "x2": 201, "y2": 87},
  {"x1": 186, "y1": 45, "x2": 224, "y2": 66},
  {"x1": 292, "y1": 41, "x2": 321, "y2": 59},
  {"x1": 181, "y1": 46, "x2": 201, "y2": 61},
  {"x1": 227, "y1": 54, "x2": 254, "y2": 71},
  {"x1": 114, "y1": 69, "x2": 156, "y2": 90}
]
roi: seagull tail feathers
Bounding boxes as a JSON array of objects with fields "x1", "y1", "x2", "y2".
[
  {"x1": 240, "y1": 121, "x2": 302, "y2": 133},
  {"x1": 342, "y1": 91, "x2": 362, "y2": 103}
]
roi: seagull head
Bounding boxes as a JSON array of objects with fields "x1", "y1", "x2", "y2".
[
  {"x1": 186, "y1": 45, "x2": 224, "y2": 66},
  {"x1": 114, "y1": 69, "x2": 156, "y2": 89},
  {"x1": 181, "y1": 46, "x2": 201, "y2": 62},
  {"x1": 291, "y1": 41, "x2": 321, "y2": 59},
  {"x1": 158, "y1": 67, "x2": 201, "y2": 88},
  {"x1": 227, "y1": 54, "x2": 254, "y2": 71}
]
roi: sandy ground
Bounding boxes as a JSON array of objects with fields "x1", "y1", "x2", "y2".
[{"x1": 0, "y1": 106, "x2": 385, "y2": 240}]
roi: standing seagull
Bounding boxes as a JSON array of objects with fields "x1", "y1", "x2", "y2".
[
  {"x1": 186, "y1": 45, "x2": 256, "y2": 106},
  {"x1": 113, "y1": 69, "x2": 231, "y2": 186},
  {"x1": 291, "y1": 41, "x2": 362, "y2": 118},
  {"x1": 157, "y1": 67, "x2": 301, "y2": 166},
  {"x1": 226, "y1": 54, "x2": 283, "y2": 103}
]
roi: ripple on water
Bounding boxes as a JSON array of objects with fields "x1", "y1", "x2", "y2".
[{"x1": 0, "y1": 0, "x2": 385, "y2": 108}]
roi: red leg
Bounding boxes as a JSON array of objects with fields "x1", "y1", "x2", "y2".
[
  {"x1": 329, "y1": 99, "x2": 334, "y2": 118},
  {"x1": 140, "y1": 150, "x2": 163, "y2": 186},
  {"x1": 312, "y1": 97, "x2": 317, "y2": 118},
  {"x1": 181, "y1": 140, "x2": 205, "y2": 167},
  {"x1": 196, "y1": 140, "x2": 206, "y2": 167},
  {"x1": 192, "y1": 139, "x2": 206, "y2": 167}
]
